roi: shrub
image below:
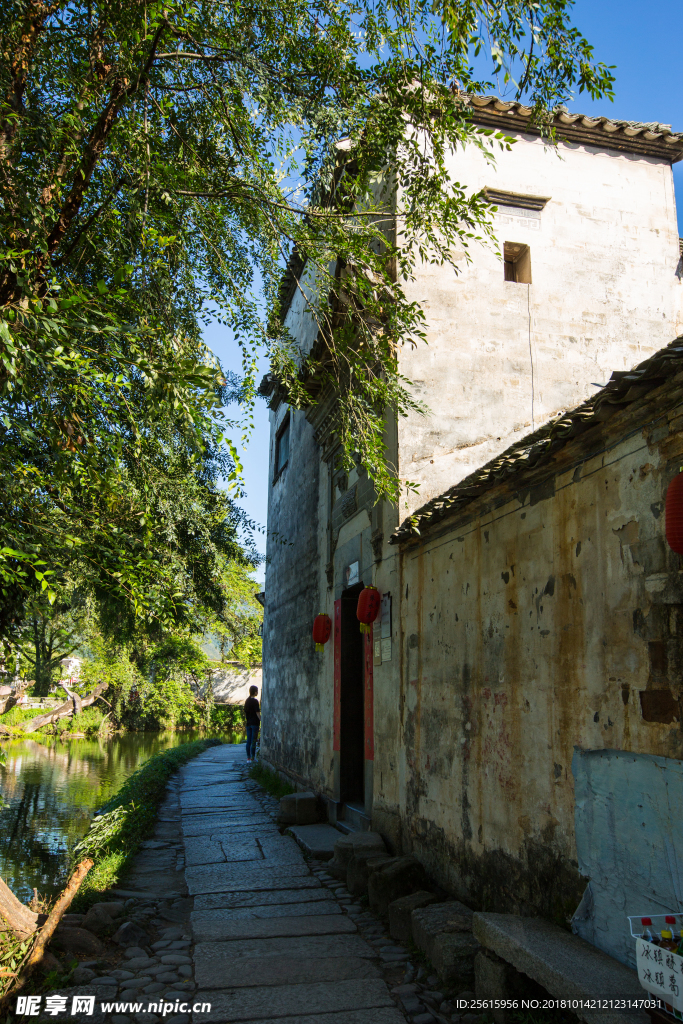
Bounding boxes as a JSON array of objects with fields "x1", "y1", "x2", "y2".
[
  {"x1": 211, "y1": 703, "x2": 245, "y2": 733},
  {"x1": 0, "y1": 707, "x2": 46, "y2": 726}
]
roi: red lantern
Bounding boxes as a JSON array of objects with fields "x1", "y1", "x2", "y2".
[
  {"x1": 357, "y1": 586, "x2": 381, "y2": 634},
  {"x1": 312, "y1": 613, "x2": 332, "y2": 652},
  {"x1": 666, "y1": 472, "x2": 683, "y2": 554}
]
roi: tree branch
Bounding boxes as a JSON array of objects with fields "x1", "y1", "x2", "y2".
[{"x1": 45, "y1": 20, "x2": 167, "y2": 257}]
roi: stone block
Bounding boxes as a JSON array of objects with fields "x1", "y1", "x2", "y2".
[
  {"x1": 295, "y1": 792, "x2": 320, "y2": 824},
  {"x1": 112, "y1": 921, "x2": 150, "y2": 947},
  {"x1": 279, "y1": 791, "x2": 320, "y2": 825},
  {"x1": 411, "y1": 901, "x2": 474, "y2": 959},
  {"x1": 367, "y1": 856, "x2": 429, "y2": 918},
  {"x1": 82, "y1": 904, "x2": 117, "y2": 936},
  {"x1": 347, "y1": 854, "x2": 393, "y2": 897},
  {"x1": 52, "y1": 927, "x2": 106, "y2": 956},
  {"x1": 389, "y1": 890, "x2": 440, "y2": 945},
  {"x1": 91, "y1": 901, "x2": 125, "y2": 919},
  {"x1": 287, "y1": 823, "x2": 340, "y2": 860},
  {"x1": 475, "y1": 950, "x2": 510, "y2": 1024},
  {"x1": 193, "y1": 934, "x2": 374, "y2": 986},
  {"x1": 72, "y1": 966, "x2": 96, "y2": 984},
  {"x1": 329, "y1": 833, "x2": 387, "y2": 880},
  {"x1": 191, "y1": 954, "x2": 378, "y2": 990},
  {"x1": 431, "y1": 932, "x2": 479, "y2": 989},
  {"x1": 472, "y1": 913, "x2": 647, "y2": 1024}
]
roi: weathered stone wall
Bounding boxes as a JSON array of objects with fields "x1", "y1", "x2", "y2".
[
  {"x1": 399, "y1": 133, "x2": 683, "y2": 514},
  {"x1": 260, "y1": 401, "x2": 332, "y2": 790},
  {"x1": 384, "y1": 371, "x2": 683, "y2": 922}
]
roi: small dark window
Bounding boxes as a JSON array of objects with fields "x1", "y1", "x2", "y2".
[
  {"x1": 504, "y1": 242, "x2": 532, "y2": 283},
  {"x1": 274, "y1": 414, "x2": 290, "y2": 481}
]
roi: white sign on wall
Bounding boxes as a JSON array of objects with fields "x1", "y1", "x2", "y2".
[{"x1": 636, "y1": 939, "x2": 683, "y2": 1013}]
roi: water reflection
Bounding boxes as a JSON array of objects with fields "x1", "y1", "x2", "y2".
[{"x1": 0, "y1": 731, "x2": 242, "y2": 902}]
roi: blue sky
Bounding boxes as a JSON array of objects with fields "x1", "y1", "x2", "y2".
[{"x1": 204, "y1": 0, "x2": 683, "y2": 574}]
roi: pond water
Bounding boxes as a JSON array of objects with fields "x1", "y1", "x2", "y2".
[{"x1": 0, "y1": 730, "x2": 243, "y2": 904}]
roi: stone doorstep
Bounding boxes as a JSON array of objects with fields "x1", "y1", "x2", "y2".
[
  {"x1": 286, "y1": 823, "x2": 341, "y2": 861},
  {"x1": 473, "y1": 913, "x2": 649, "y2": 1024},
  {"x1": 195, "y1": 978, "x2": 394, "y2": 1023},
  {"x1": 190, "y1": 912, "x2": 356, "y2": 943},
  {"x1": 411, "y1": 901, "x2": 474, "y2": 960}
]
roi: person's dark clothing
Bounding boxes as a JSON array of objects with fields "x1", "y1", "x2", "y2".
[{"x1": 244, "y1": 696, "x2": 260, "y2": 726}]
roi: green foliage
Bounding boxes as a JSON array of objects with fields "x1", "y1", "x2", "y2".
[
  {"x1": 72, "y1": 738, "x2": 220, "y2": 908},
  {"x1": 206, "y1": 560, "x2": 263, "y2": 667},
  {"x1": 211, "y1": 703, "x2": 246, "y2": 735},
  {"x1": 0, "y1": 0, "x2": 614, "y2": 614},
  {"x1": 0, "y1": 929, "x2": 32, "y2": 1001},
  {"x1": 13, "y1": 584, "x2": 93, "y2": 695},
  {"x1": 0, "y1": 706, "x2": 46, "y2": 726},
  {"x1": 249, "y1": 761, "x2": 295, "y2": 800}
]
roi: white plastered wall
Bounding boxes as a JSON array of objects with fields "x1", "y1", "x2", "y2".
[{"x1": 398, "y1": 133, "x2": 683, "y2": 513}]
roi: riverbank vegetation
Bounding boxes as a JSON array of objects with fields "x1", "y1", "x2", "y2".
[
  {"x1": 72, "y1": 739, "x2": 220, "y2": 909},
  {"x1": 2, "y1": 564, "x2": 260, "y2": 736}
]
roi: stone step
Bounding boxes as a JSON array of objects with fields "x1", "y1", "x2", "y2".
[
  {"x1": 341, "y1": 802, "x2": 372, "y2": 833},
  {"x1": 286, "y1": 823, "x2": 341, "y2": 860}
]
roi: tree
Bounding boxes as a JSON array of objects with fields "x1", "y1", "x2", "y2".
[
  {"x1": 0, "y1": 0, "x2": 614, "y2": 617},
  {"x1": 205, "y1": 560, "x2": 263, "y2": 667},
  {"x1": 13, "y1": 587, "x2": 91, "y2": 696}
]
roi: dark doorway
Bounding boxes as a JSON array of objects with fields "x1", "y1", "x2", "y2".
[{"x1": 340, "y1": 584, "x2": 365, "y2": 804}]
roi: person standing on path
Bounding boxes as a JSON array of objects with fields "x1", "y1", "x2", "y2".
[{"x1": 244, "y1": 685, "x2": 261, "y2": 763}]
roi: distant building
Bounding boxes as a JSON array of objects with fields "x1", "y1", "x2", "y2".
[{"x1": 59, "y1": 656, "x2": 81, "y2": 679}]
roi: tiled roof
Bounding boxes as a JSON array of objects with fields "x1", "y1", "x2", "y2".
[
  {"x1": 468, "y1": 96, "x2": 683, "y2": 161},
  {"x1": 391, "y1": 336, "x2": 683, "y2": 544}
]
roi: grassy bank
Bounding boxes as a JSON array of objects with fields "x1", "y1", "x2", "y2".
[
  {"x1": 249, "y1": 760, "x2": 295, "y2": 799},
  {"x1": 71, "y1": 738, "x2": 220, "y2": 909}
]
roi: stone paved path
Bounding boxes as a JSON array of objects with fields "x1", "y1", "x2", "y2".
[{"x1": 182, "y1": 743, "x2": 410, "y2": 1024}]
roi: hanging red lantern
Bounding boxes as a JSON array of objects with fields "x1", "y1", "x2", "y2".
[
  {"x1": 357, "y1": 586, "x2": 381, "y2": 634},
  {"x1": 666, "y1": 472, "x2": 683, "y2": 554},
  {"x1": 312, "y1": 613, "x2": 332, "y2": 652}
]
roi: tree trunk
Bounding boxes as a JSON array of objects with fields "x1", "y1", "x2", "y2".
[
  {"x1": 0, "y1": 877, "x2": 38, "y2": 939},
  {"x1": 20, "y1": 682, "x2": 106, "y2": 733},
  {"x1": 0, "y1": 858, "x2": 93, "y2": 1011},
  {"x1": 33, "y1": 616, "x2": 51, "y2": 697}
]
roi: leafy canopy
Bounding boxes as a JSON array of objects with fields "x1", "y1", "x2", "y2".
[{"x1": 0, "y1": 0, "x2": 613, "y2": 623}]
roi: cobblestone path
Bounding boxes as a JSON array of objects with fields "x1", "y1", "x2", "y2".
[{"x1": 182, "y1": 742, "x2": 410, "y2": 1024}]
